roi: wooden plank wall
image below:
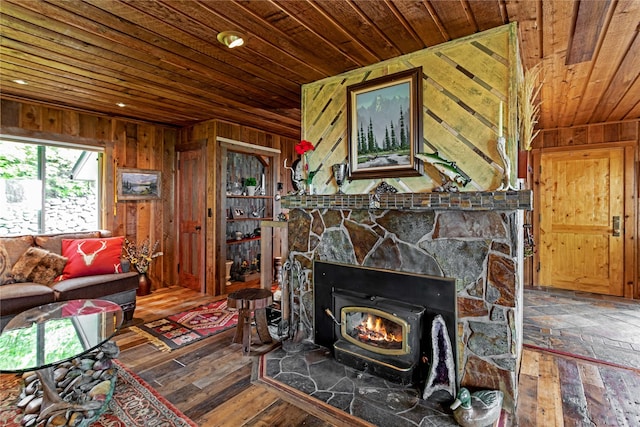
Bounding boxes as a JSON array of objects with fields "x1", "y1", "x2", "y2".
[
  {"x1": 535, "y1": 120, "x2": 639, "y2": 298},
  {"x1": 301, "y1": 24, "x2": 518, "y2": 194},
  {"x1": 0, "y1": 98, "x2": 177, "y2": 291},
  {"x1": 177, "y1": 120, "x2": 297, "y2": 295}
]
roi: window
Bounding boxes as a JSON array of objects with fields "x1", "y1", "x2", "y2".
[{"x1": 0, "y1": 139, "x2": 102, "y2": 236}]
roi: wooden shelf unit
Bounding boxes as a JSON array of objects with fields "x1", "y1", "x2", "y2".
[{"x1": 216, "y1": 138, "x2": 281, "y2": 295}]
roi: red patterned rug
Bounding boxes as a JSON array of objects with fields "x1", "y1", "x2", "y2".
[
  {"x1": 0, "y1": 360, "x2": 197, "y2": 427},
  {"x1": 130, "y1": 299, "x2": 238, "y2": 351}
]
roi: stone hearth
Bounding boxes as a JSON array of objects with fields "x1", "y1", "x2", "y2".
[
  {"x1": 261, "y1": 342, "x2": 459, "y2": 426},
  {"x1": 282, "y1": 190, "x2": 532, "y2": 412}
]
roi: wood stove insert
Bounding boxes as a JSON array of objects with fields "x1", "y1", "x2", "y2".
[
  {"x1": 331, "y1": 289, "x2": 425, "y2": 384},
  {"x1": 313, "y1": 261, "x2": 457, "y2": 387}
]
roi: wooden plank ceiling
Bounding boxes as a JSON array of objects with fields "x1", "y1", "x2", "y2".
[{"x1": 1, "y1": 0, "x2": 638, "y2": 140}]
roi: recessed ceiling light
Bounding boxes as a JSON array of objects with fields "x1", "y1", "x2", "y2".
[
  {"x1": 13, "y1": 79, "x2": 27, "y2": 85},
  {"x1": 217, "y1": 31, "x2": 245, "y2": 48},
  {"x1": 116, "y1": 102, "x2": 126, "y2": 107}
]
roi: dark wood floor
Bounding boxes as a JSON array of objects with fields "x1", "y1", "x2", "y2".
[
  {"x1": 114, "y1": 286, "x2": 355, "y2": 427},
  {"x1": 121, "y1": 286, "x2": 640, "y2": 427},
  {"x1": 3, "y1": 286, "x2": 639, "y2": 426}
]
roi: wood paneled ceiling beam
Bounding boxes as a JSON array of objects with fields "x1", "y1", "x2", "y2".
[{"x1": 565, "y1": 0, "x2": 611, "y2": 65}]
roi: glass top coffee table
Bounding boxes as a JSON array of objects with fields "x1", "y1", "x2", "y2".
[{"x1": 0, "y1": 299, "x2": 123, "y2": 424}]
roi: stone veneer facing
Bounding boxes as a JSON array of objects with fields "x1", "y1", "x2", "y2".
[{"x1": 282, "y1": 190, "x2": 532, "y2": 412}]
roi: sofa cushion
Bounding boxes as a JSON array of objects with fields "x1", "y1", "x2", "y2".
[
  {"x1": 60, "y1": 237, "x2": 125, "y2": 280},
  {"x1": 35, "y1": 231, "x2": 102, "y2": 255},
  {"x1": 0, "y1": 242, "x2": 13, "y2": 285},
  {"x1": 11, "y1": 247, "x2": 68, "y2": 285},
  {"x1": 0, "y1": 235, "x2": 35, "y2": 268},
  {"x1": 0, "y1": 282, "x2": 56, "y2": 317},
  {"x1": 50, "y1": 271, "x2": 139, "y2": 301}
]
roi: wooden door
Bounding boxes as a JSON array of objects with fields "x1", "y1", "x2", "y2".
[
  {"x1": 177, "y1": 148, "x2": 206, "y2": 292},
  {"x1": 538, "y1": 147, "x2": 624, "y2": 296}
]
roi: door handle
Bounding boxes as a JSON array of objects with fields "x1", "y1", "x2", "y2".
[
  {"x1": 195, "y1": 225, "x2": 202, "y2": 231},
  {"x1": 612, "y1": 216, "x2": 620, "y2": 237}
]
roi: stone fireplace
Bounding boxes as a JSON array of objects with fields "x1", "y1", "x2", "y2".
[{"x1": 282, "y1": 190, "x2": 532, "y2": 412}]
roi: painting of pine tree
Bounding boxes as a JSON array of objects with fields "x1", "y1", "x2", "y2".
[{"x1": 347, "y1": 68, "x2": 421, "y2": 179}]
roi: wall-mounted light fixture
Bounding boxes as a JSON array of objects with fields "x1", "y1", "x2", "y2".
[{"x1": 217, "y1": 31, "x2": 245, "y2": 48}]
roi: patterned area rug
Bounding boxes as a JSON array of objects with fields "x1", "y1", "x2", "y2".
[
  {"x1": 130, "y1": 299, "x2": 238, "y2": 351},
  {"x1": 0, "y1": 360, "x2": 197, "y2": 427}
]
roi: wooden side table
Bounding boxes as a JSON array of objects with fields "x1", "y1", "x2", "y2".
[{"x1": 227, "y1": 288, "x2": 273, "y2": 355}]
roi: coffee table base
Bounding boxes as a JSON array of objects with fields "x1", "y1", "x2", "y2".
[{"x1": 19, "y1": 342, "x2": 119, "y2": 427}]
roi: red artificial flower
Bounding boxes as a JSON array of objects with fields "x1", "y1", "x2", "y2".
[{"x1": 295, "y1": 140, "x2": 315, "y2": 155}]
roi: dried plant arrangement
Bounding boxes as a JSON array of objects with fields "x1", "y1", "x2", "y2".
[{"x1": 518, "y1": 63, "x2": 543, "y2": 151}]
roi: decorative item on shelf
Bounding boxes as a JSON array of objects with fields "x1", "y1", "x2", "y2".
[
  {"x1": 260, "y1": 172, "x2": 267, "y2": 195},
  {"x1": 231, "y1": 181, "x2": 243, "y2": 195},
  {"x1": 232, "y1": 207, "x2": 246, "y2": 218},
  {"x1": 123, "y1": 238, "x2": 163, "y2": 296},
  {"x1": 331, "y1": 162, "x2": 349, "y2": 194},
  {"x1": 496, "y1": 101, "x2": 515, "y2": 191},
  {"x1": 283, "y1": 158, "x2": 303, "y2": 194},
  {"x1": 518, "y1": 63, "x2": 542, "y2": 178},
  {"x1": 250, "y1": 206, "x2": 265, "y2": 218},
  {"x1": 238, "y1": 258, "x2": 260, "y2": 282},
  {"x1": 245, "y1": 177, "x2": 257, "y2": 196},
  {"x1": 274, "y1": 182, "x2": 283, "y2": 201},
  {"x1": 274, "y1": 256, "x2": 283, "y2": 284},
  {"x1": 416, "y1": 151, "x2": 471, "y2": 191},
  {"x1": 225, "y1": 260, "x2": 233, "y2": 287},
  {"x1": 295, "y1": 139, "x2": 319, "y2": 195},
  {"x1": 518, "y1": 63, "x2": 543, "y2": 152},
  {"x1": 374, "y1": 181, "x2": 399, "y2": 194}
]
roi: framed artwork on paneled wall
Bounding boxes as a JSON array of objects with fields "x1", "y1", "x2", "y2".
[
  {"x1": 117, "y1": 168, "x2": 162, "y2": 200},
  {"x1": 346, "y1": 67, "x2": 423, "y2": 180}
]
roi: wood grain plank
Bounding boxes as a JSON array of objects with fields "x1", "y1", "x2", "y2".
[
  {"x1": 196, "y1": 384, "x2": 280, "y2": 426},
  {"x1": 539, "y1": 0, "x2": 576, "y2": 129},
  {"x1": 392, "y1": 1, "x2": 448, "y2": 47},
  {"x1": 592, "y1": 32, "x2": 640, "y2": 123},
  {"x1": 572, "y1": 0, "x2": 640, "y2": 125},
  {"x1": 520, "y1": 348, "x2": 540, "y2": 377},
  {"x1": 598, "y1": 366, "x2": 640, "y2": 426},
  {"x1": 429, "y1": 0, "x2": 477, "y2": 40},
  {"x1": 556, "y1": 357, "x2": 592, "y2": 425},
  {"x1": 352, "y1": 0, "x2": 424, "y2": 53},
  {"x1": 536, "y1": 353, "x2": 564, "y2": 426},
  {"x1": 515, "y1": 372, "x2": 538, "y2": 427},
  {"x1": 566, "y1": 0, "x2": 611, "y2": 65}
]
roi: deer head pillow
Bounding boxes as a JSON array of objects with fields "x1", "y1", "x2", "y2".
[{"x1": 59, "y1": 236, "x2": 125, "y2": 280}]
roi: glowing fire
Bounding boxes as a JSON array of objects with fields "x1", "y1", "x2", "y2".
[{"x1": 355, "y1": 314, "x2": 402, "y2": 344}]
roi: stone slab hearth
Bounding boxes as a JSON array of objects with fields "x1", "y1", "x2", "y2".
[{"x1": 260, "y1": 342, "x2": 460, "y2": 427}]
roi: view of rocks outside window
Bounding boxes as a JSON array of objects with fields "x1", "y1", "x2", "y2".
[{"x1": 0, "y1": 141, "x2": 100, "y2": 236}]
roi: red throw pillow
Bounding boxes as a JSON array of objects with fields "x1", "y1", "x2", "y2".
[{"x1": 60, "y1": 237, "x2": 124, "y2": 280}]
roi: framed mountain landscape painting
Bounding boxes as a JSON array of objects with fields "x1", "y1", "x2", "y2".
[
  {"x1": 117, "y1": 168, "x2": 162, "y2": 200},
  {"x1": 346, "y1": 67, "x2": 422, "y2": 179}
]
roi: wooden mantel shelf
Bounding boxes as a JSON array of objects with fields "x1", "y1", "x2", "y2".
[{"x1": 282, "y1": 190, "x2": 533, "y2": 211}]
